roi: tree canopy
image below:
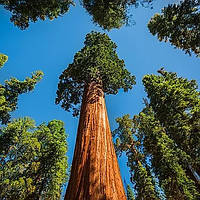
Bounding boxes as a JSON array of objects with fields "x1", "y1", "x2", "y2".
[
  {"x1": 56, "y1": 31, "x2": 135, "y2": 116},
  {"x1": 81, "y1": 0, "x2": 152, "y2": 30},
  {"x1": 0, "y1": 55, "x2": 68, "y2": 199},
  {"x1": 0, "y1": 68, "x2": 43, "y2": 124},
  {"x1": 113, "y1": 114, "x2": 162, "y2": 200},
  {"x1": 0, "y1": 118, "x2": 68, "y2": 200},
  {"x1": 148, "y1": 0, "x2": 200, "y2": 56},
  {"x1": 143, "y1": 69, "x2": 200, "y2": 177},
  {"x1": 114, "y1": 69, "x2": 200, "y2": 200},
  {"x1": 0, "y1": 0, "x2": 74, "y2": 29}
]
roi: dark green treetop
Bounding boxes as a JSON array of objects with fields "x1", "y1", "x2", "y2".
[
  {"x1": 142, "y1": 69, "x2": 200, "y2": 175},
  {"x1": 0, "y1": 54, "x2": 8, "y2": 68},
  {"x1": 0, "y1": 117, "x2": 68, "y2": 200},
  {"x1": 82, "y1": 0, "x2": 152, "y2": 30},
  {"x1": 0, "y1": 0, "x2": 74, "y2": 29},
  {"x1": 56, "y1": 31, "x2": 135, "y2": 116},
  {"x1": 0, "y1": 68, "x2": 43, "y2": 124},
  {"x1": 148, "y1": 0, "x2": 200, "y2": 56}
]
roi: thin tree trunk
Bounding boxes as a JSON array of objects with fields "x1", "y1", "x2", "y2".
[{"x1": 65, "y1": 81, "x2": 126, "y2": 200}]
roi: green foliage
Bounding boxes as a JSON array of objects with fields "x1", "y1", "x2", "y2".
[
  {"x1": 138, "y1": 108, "x2": 199, "y2": 200},
  {"x1": 0, "y1": 118, "x2": 68, "y2": 200},
  {"x1": 0, "y1": 0, "x2": 74, "y2": 29},
  {"x1": 113, "y1": 115, "x2": 160, "y2": 200},
  {"x1": 56, "y1": 31, "x2": 135, "y2": 116},
  {"x1": 82, "y1": 0, "x2": 152, "y2": 30},
  {"x1": 0, "y1": 70, "x2": 43, "y2": 124},
  {"x1": 114, "y1": 70, "x2": 200, "y2": 199},
  {"x1": 126, "y1": 184, "x2": 135, "y2": 200},
  {"x1": 0, "y1": 54, "x2": 8, "y2": 68},
  {"x1": 148, "y1": 0, "x2": 200, "y2": 56},
  {"x1": 143, "y1": 69, "x2": 200, "y2": 177}
]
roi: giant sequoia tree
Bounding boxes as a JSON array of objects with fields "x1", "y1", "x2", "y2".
[
  {"x1": 0, "y1": 0, "x2": 74, "y2": 29},
  {"x1": 56, "y1": 31, "x2": 135, "y2": 199},
  {"x1": 148, "y1": 0, "x2": 200, "y2": 56}
]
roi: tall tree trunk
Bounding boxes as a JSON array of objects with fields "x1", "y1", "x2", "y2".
[{"x1": 65, "y1": 82, "x2": 126, "y2": 200}]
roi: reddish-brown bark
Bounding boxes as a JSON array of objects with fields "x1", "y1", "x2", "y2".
[{"x1": 65, "y1": 82, "x2": 127, "y2": 200}]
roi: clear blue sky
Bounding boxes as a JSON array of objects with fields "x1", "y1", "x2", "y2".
[{"x1": 0, "y1": 0, "x2": 199, "y2": 198}]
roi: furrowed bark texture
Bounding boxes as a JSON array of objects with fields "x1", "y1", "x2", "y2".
[{"x1": 65, "y1": 82, "x2": 126, "y2": 200}]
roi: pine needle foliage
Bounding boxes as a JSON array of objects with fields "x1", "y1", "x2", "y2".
[
  {"x1": 113, "y1": 114, "x2": 160, "y2": 200},
  {"x1": 143, "y1": 69, "x2": 200, "y2": 180},
  {"x1": 56, "y1": 31, "x2": 135, "y2": 116},
  {"x1": 0, "y1": 0, "x2": 74, "y2": 29},
  {"x1": 138, "y1": 107, "x2": 199, "y2": 200},
  {"x1": 0, "y1": 68, "x2": 43, "y2": 124},
  {"x1": 0, "y1": 118, "x2": 68, "y2": 200},
  {"x1": 148, "y1": 0, "x2": 200, "y2": 56},
  {"x1": 114, "y1": 70, "x2": 200, "y2": 199},
  {"x1": 81, "y1": 0, "x2": 152, "y2": 30}
]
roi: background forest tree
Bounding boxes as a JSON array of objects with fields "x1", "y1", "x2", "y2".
[
  {"x1": 0, "y1": 57, "x2": 68, "y2": 199},
  {"x1": 114, "y1": 69, "x2": 200, "y2": 199}
]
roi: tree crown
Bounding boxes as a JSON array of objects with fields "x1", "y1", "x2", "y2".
[
  {"x1": 1, "y1": 0, "x2": 74, "y2": 29},
  {"x1": 56, "y1": 31, "x2": 135, "y2": 116},
  {"x1": 81, "y1": 0, "x2": 152, "y2": 30},
  {"x1": 148, "y1": 0, "x2": 200, "y2": 56}
]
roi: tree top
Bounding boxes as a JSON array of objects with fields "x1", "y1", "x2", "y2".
[{"x1": 56, "y1": 31, "x2": 135, "y2": 116}]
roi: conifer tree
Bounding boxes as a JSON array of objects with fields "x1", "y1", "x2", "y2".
[
  {"x1": 81, "y1": 0, "x2": 152, "y2": 30},
  {"x1": 0, "y1": 0, "x2": 74, "y2": 29},
  {"x1": 148, "y1": 0, "x2": 200, "y2": 56},
  {"x1": 138, "y1": 107, "x2": 199, "y2": 200},
  {"x1": 56, "y1": 31, "x2": 135, "y2": 199},
  {"x1": 0, "y1": 66, "x2": 43, "y2": 124},
  {"x1": 0, "y1": 118, "x2": 68, "y2": 200},
  {"x1": 143, "y1": 69, "x2": 200, "y2": 186},
  {"x1": 0, "y1": 57, "x2": 68, "y2": 199},
  {"x1": 114, "y1": 70, "x2": 200, "y2": 199},
  {"x1": 113, "y1": 114, "x2": 161, "y2": 200}
]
